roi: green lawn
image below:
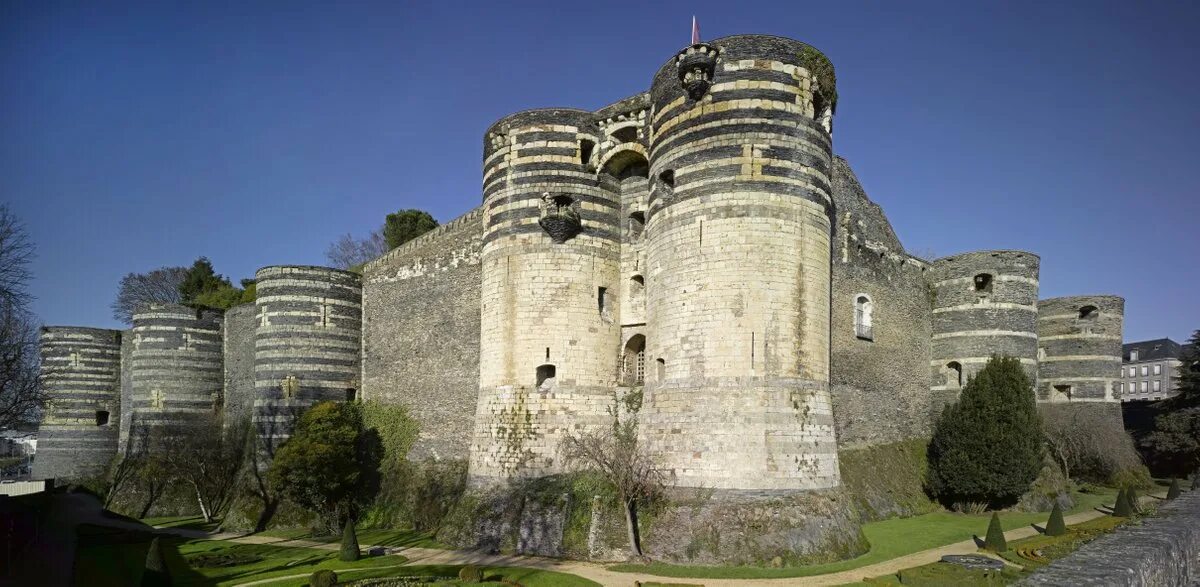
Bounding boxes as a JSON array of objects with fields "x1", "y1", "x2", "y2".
[
  {"x1": 250, "y1": 564, "x2": 600, "y2": 587},
  {"x1": 608, "y1": 487, "x2": 1121, "y2": 580},
  {"x1": 255, "y1": 526, "x2": 448, "y2": 549}
]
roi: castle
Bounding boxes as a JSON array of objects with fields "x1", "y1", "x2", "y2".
[{"x1": 34, "y1": 34, "x2": 1126, "y2": 554}]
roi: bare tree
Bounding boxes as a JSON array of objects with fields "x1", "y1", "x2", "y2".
[
  {"x1": 325, "y1": 231, "x2": 387, "y2": 270},
  {"x1": 559, "y1": 392, "x2": 668, "y2": 559},
  {"x1": 110, "y1": 267, "x2": 188, "y2": 325},
  {"x1": 1041, "y1": 403, "x2": 1143, "y2": 482},
  {"x1": 0, "y1": 206, "x2": 43, "y2": 430},
  {"x1": 0, "y1": 206, "x2": 34, "y2": 311},
  {"x1": 247, "y1": 405, "x2": 300, "y2": 532},
  {"x1": 161, "y1": 416, "x2": 250, "y2": 523}
]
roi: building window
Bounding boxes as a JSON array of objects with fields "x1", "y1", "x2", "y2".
[
  {"x1": 628, "y1": 211, "x2": 646, "y2": 240},
  {"x1": 1142, "y1": 381, "x2": 1148, "y2": 392},
  {"x1": 345, "y1": 388, "x2": 357, "y2": 402},
  {"x1": 579, "y1": 139, "x2": 595, "y2": 166},
  {"x1": 854, "y1": 294, "x2": 874, "y2": 341},
  {"x1": 973, "y1": 273, "x2": 993, "y2": 293},
  {"x1": 629, "y1": 275, "x2": 645, "y2": 301},
  {"x1": 1141, "y1": 365, "x2": 1149, "y2": 376},
  {"x1": 1052, "y1": 384, "x2": 1072, "y2": 401},
  {"x1": 95, "y1": 410, "x2": 110, "y2": 426},
  {"x1": 1153, "y1": 380, "x2": 1161, "y2": 392},
  {"x1": 1153, "y1": 364, "x2": 1161, "y2": 375},
  {"x1": 945, "y1": 362, "x2": 963, "y2": 388},
  {"x1": 536, "y1": 364, "x2": 556, "y2": 389},
  {"x1": 621, "y1": 335, "x2": 646, "y2": 385},
  {"x1": 1130, "y1": 349, "x2": 1139, "y2": 361},
  {"x1": 1078, "y1": 305, "x2": 1098, "y2": 320},
  {"x1": 655, "y1": 358, "x2": 666, "y2": 381},
  {"x1": 597, "y1": 287, "x2": 613, "y2": 322}
]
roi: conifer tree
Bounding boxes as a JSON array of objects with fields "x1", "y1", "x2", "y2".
[
  {"x1": 339, "y1": 518, "x2": 360, "y2": 562},
  {"x1": 984, "y1": 511, "x2": 1007, "y2": 552},
  {"x1": 1045, "y1": 501, "x2": 1066, "y2": 536},
  {"x1": 927, "y1": 356, "x2": 1043, "y2": 506}
]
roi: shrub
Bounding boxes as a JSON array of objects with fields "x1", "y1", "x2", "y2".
[
  {"x1": 458, "y1": 565, "x2": 483, "y2": 583},
  {"x1": 1112, "y1": 488, "x2": 1133, "y2": 517},
  {"x1": 309, "y1": 569, "x2": 337, "y2": 587},
  {"x1": 340, "y1": 519, "x2": 360, "y2": 562},
  {"x1": 984, "y1": 511, "x2": 1007, "y2": 552},
  {"x1": 927, "y1": 356, "x2": 1044, "y2": 507},
  {"x1": 1045, "y1": 502, "x2": 1066, "y2": 536},
  {"x1": 1166, "y1": 478, "x2": 1181, "y2": 500},
  {"x1": 142, "y1": 537, "x2": 170, "y2": 587},
  {"x1": 1108, "y1": 466, "x2": 1153, "y2": 491}
]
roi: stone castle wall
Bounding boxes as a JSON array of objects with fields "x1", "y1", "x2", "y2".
[
  {"x1": 130, "y1": 304, "x2": 224, "y2": 432},
  {"x1": 222, "y1": 303, "x2": 257, "y2": 426},
  {"x1": 1036, "y1": 295, "x2": 1124, "y2": 402},
  {"x1": 930, "y1": 251, "x2": 1041, "y2": 393},
  {"x1": 639, "y1": 35, "x2": 840, "y2": 491},
  {"x1": 253, "y1": 266, "x2": 361, "y2": 449},
  {"x1": 828, "y1": 157, "x2": 936, "y2": 447},
  {"x1": 362, "y1": 208, "x2": 484, "y2": 460},
  {"x1": 32, "y1": 327, "x2": 122, "y2": 480}
]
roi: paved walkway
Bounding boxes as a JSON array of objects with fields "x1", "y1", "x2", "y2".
[{"x1": 159, "y1": 495, "x2": 1161, "y2": 587}]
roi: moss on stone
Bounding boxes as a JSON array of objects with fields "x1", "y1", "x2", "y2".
[
  {"x1": 838, "y1": 439, "x2": 937, "y2": 521},
  {"x1": 797, "y1": 45, "x2": 837, "y2": 112}
]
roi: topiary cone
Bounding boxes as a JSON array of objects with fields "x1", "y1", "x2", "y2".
[
  {"x1": 1045, "y1": 501, "x2": 1066, "y2": 536},
  {"x1": 339, "y1": 518, "x2": 360, "y2": 562},
  {"x1": 1167, "y1": 478, "x2": 1181, "y2": 500},
  {"x1": 1127, "y1": 487, "x2": 1141, "y2": 513},
  {"x1": 1191, "y1": 472, "x2": 1199, "y2": 491},
  {"x1": 1112, "y1": 488, "x2": 1133, "y2": 517},
  {"x1": 142, "y1": 536, "x2": 171, "y2": 587},
  {"x1": 984, "y1": 511, "x2": 1007, "y2": 552}
]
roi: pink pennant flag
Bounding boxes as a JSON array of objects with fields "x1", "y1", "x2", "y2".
[{"x1": 691, "y1": 16, "x2": 700, "y2": 44}]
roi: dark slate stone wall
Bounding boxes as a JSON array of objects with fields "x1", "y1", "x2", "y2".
[
  {"x1": 253, "y1": 266, "x2": 362, "y2": 450},
  {"x1": 33, "y1": 326, "x2": 122, "y2": 480},
  {"x1": 1021, "y1": 488, "x2": 1200, "y2": 586},
  {"x1": 829, "y1": 157, "x2": 936, "y2": 446},
  {"x1": 362, "y1": 208, "x2": 483, "y2": 460},
  {"x1": 1036, "y1": 295, "x2": 1124, "y2": 402},
  {"x1": 222, "y1": 303, "x2": 256, "y2": 427},
  {"x1": 118, "y1": 328, "x2": 133, "y2": 454},
  {"x1": 130, "y1": 304, "x2": 224, "y2": 433},
  {"x1": 930, "y1": 250, "x2": 1040, "y2": 391}
]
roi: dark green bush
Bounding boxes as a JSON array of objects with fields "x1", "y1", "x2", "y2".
[
  {"x1": 927, "y1": 356, "x2": 1043, "y2": 507},
  {"x1": 984, "y1": 511, "x2": 1007, "y2": 552},
  {"x1": 458, "y1": 565, "x2": 483, "y2": 583},
  {"x1": 339, "y1": 519, "x2": 360, "y2": 562},
  {"x1": 1112, "y1": 488, "x2": 1133, "y2": 517},
  {"x1": 309, "y1": 569, "x2": 337, "y2": 587},
  {"x1": 1045, "y1": 502, "x2": 1066, "y2": 536},
  {"x1": 1167, "y1": 478, "x2": 1181, "y2": 500}
]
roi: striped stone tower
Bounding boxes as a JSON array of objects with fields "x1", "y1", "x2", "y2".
[
  {"x1": 32, "y1": 327, "x2": 122, "y2": 480},
  {"x1": 253, "y1": 265, "x2": 362, "y2": 450},
  {"x1": 1036, "y1": 295, "x2": 1125, "y2": 402},
  {"x1": 130, "y1": 304, "x2": 224, "y2": 434},
  {"x1": 639, "y1": 35, "x2": 841, "y2": 492},
  {"x1": 930, "y1": 250, "x2": 1041, "y2": 397},
  {"x1": 468, "y1": 108, "x2": 623, "y2": 484}
]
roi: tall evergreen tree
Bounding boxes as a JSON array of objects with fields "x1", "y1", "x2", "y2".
[
  {"x1": 1146, "y1": 330, "x2": 1200, "y2": 477},
  {"x1": 382, "y1": 210, "x2": 438, "y2": 250},
  {"x1": 177, "y1": 257, "x2": 231, "y2": 303},
  {"x1": 927, "y1": 356, "x2": 1044, "y2": 507}
]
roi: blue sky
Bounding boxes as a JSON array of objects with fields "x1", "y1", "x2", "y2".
[{"x1": 2, "y1": 1, "x2": 1197, "y2": 342}]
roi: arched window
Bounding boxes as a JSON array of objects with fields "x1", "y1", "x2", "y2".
[
  {"x1": 536, "y1": 364, "x2": 556, "y2": 389},
  {"x1": 655, "y1": 358, "x2": 666, "y2": 382},
  {"x1": 579, "y1": 139, "x2": 595, "y2": 166},
  {"x1": 945, "y1": 362, "x2": 963, "y2": 388},
  {"x1": 621, "y1": 335, "x2": 646, "y2": 385},
  {"x1": 973, "y1": 273, "x2": 993, "y2": 293},
  {"x1": 854, "y1": 294, "x2": 874, "y2": 341},
  {"x1": 628, "y1": 211, "x2": 646, "y2": 240},
  {"x1": 629, "y1": 275, "x2": 645, "y2": 300},
  {"x1": 1078, "y1": 305, "x2": 1098, "y2": 320}
]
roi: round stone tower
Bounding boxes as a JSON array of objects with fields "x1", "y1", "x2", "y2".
[
  {"x1": 32, "y1": 327, "x2": 122, "y2": 480},
  {"x1": 930, "y1": 250, "x2": 1041, "y2": 399},
  {"x1": 640, "y1": 35, "x2": 840, "y2": 492},
  {"x1": 253, "y1": 265, "x2": 362, "y2": 450},
  {"x1": 469, "y1": 109, "x2": 622, "y2": 484},
  {"x1": 130, "y1": 304, "x2": 224, "y2": 432},
  {"x1": 1036, "y1": 295, "x2": 1124, "y2": 402}
]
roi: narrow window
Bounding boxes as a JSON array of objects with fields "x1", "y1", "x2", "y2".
[
  {"x1": 658, "y1": 169, "x2": 675, "y2": 188},
  {"x1": 345, "y1": 388, "x2": 357, "y2": 402},
  {"x1": 629, "y1": 275, "x2": 645, "y2": 299},
  {"x1": 536, "y1": 364, "x2": 556, "y2": 388},
  {"x1": 579, "y1": 139, "x2": 595, "y2": 166},
  {"x1": 598, "y1": 287, "x2": 612, "y2": 321},
  {"x1": 628, "y1": 211, "x2": 646, "y2": 239},
  {"x1": 1130, "y1": 349, "x2": 1139, "y2": 361},
  {"x1": 655, "y1": 358, "x2": 666, "y2": 381},
  {"x1": 1078, "y1": 305, "x2": 1098, "y2": 320},
  {"x1": 973, "y1": 273, "x2": 993, "y2": 293},
  {"x1": 946, "y1": 362, "x2": 962, "y2": 388},
  {"x1": 95, "y1": 410, "x2": 110, "y2": 426},
  {"x1": 1053, "y1": 384, "x2": 1073, "y2": 401},
  {"x1": 854, "y1": 295, "x2": 874, "y2": 341}
]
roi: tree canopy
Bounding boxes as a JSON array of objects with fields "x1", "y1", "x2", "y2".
[{"x1": 382, "y1": 209, "x2": 438, "y2": 250}]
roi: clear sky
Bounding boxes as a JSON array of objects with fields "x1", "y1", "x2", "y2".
[{"x1": 2, "y1": 0, "x2": 1197, "y2": 342}]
